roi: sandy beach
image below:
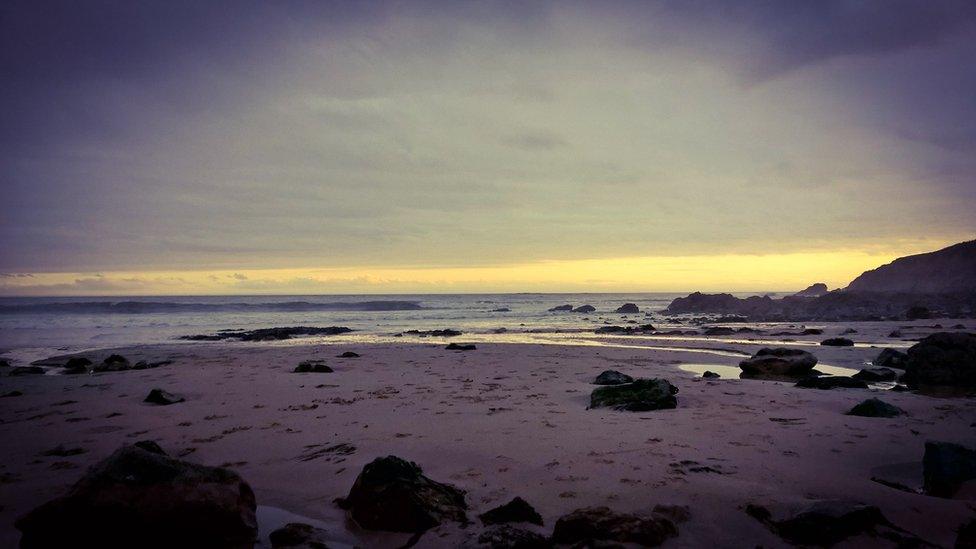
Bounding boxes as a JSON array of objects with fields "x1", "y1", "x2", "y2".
[{"x1": 2, "y1": 324, "x2": 974, "y2": 547}]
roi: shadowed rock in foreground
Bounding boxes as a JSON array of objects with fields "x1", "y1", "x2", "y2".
[
  {"x1": 479, "y1": 496, "x2": 543, "y2": 526},
  {"x1": 900, "y1": 332, "x2": 976, "y2": 390},
  {"x1": 589, "y1": 379, "x2": 678, "y2": 411},
  {"x1": 847, "y1": 398, "x2": 905, "y2": 418},
  {"x1": 746, "y1": 500, "x2": 927, "y2": 546},
  {"x1": 551, "y1": 506, "x2": 678, "y2": 547},
  {"x1": 923, "y1": 441, "x2": 976, "y2": 498},
  {"x1": 336, "y1": 455, "x2": 468, "y2": 533},
  {"x1": 15, "y1": 444, "x2": 257, "y2": 548},
  {"x1": 739, "y1": 348, "x2": 817, "y2": 376},
  {"x1": 180, "y1": 326, "x2": 352, "y2": 341}
]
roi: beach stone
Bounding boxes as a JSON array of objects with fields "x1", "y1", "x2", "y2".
[
  {"x1": 93, "y1": 354, "x2": 131, "y2": 372},
  {"x1": 852, "y1": 367, "x2": 897, "y2": 382},
  {"x1": 551, "y1": 506, "x2": 677, "y2": 547},
  {"x1": 795, "y1": 376, "x2": 868, "y2": 390},
  {"x1": 923, "y1": 441, "x2": 976, "y2": 498},
  {"x1": 144, "y1": 388, "x2": 185, "y2": 405},
  {"x1": 479, "y1": 497, "x2": 543, "y2": 526},
  {"x1": 704, "y1": 327, "x2": 735, "y2": 335},
  {"x1": 294, "y1": 361, "x2": 333, "y2": 373},
  {"x1": 701, "y1": 371, "x2": 721, "y2": 379},
  {"x1": 847, "y1": 398, "x2": 905, "y2": 418},
  {"x1": 337, "y1": 351, "x2": 360, "y2": 358},
  {"x1": 336, "y1": 455, "x2": 467, "y2": 533},
  {"x1": 589, "y1": 379, "x2": 678, "y2": 412},
  {"x1": 746, "y1": 500, "x2": 911, "y2": 546},
  {"x1": 62, "y1": 357, "x2": 92, "y2": 375},
  {"x1": 548, "y1": 305, "x2": 573, "y2": 312},
  {"x1": 572, "y1": 305, "x2": 596, "y2": 313},
  {"x1": 821, "y1": 337, "x2": 855, "y2": 347},
  {"x1": 10, "y1": 366, "x2": 44, "y2": 376},
  {"x1": 269, "y1": 522, "x2": 330, "y2": 548},
  {"x1": 446, "y1": 343, "x2": 476, "y2": 351},
  {"x1": 15, "y1": 444, "x2": 257, "y2": 548},
  {"x1": 901, "y1": 332, "x2": 976, "y2": 390},
  {"x1": 477, "y1": 525, "x2": 550, "y2": 549},
  {"x1": 873, "y1": 348, "x2": 907, "y2": 368},
  {"x1": 615, "y1": 303, "x2": 640, "y2": 314},
  {"x1": 739, "y1": 348, "x2": 818, "y2": 376},
  {"x1": 592, "y1": 370, "x2": 634, "y2": 386}
]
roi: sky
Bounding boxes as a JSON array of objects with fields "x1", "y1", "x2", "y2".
[{"x1": 1, "y1": 1, "x2": 975, "y2": 296}]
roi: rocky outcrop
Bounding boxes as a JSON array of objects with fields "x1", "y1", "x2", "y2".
[
  {"x1": 793, "y1": 283, "x2": 829, "y2": 297},
  {"x1": 852, "y1": 367, "x2": 897, "y2": 382},
  {"x1": 901, "y1": 332, "x2": 976, "y2": 390},
  {"x1": 923, "y1": 441, "x2": 976, "y2": 498},
  {"x1": 592, "y1": 370, "x2": 634, "y2": 385},
  {"x1": 477, "y1": 525, "x2": 550, "y2": 548},
  {"x1": 547, "y1": 305, "x2": 573, "y2": 312},
  {"x1": 478, "y1": 497, "x2": 543, "y2": 526},
  {"x1": 181, "y1": 326, "x2": 352, "y2": 341},
  {"x1": 294, "y1": 361, "x2": 333, "y2": 373},
  {"x1": 93, "y1": 354, "x2": 131, "y2": 372},
  {"x1": 615, "y1": 303, "x2": 640, "y2": 314},
  {"x1": 739, "y1": 348, "x2": 817, "y2": 376},
  {"x1": 746, "y1": 500, "x2": 923, "y2": 546},
  {"x1": 847, "y1": 398, "x2": 905, "y2": 418},
  {"x1": 589, "y1": 379, "x2": 678, "y2": 411},
  {"x1": 269, "y1": 522, "x2": 330, "y2": 548},
  {"x1": 336, "y1": 455, "x2": 467, "y2": 532},
  {"x1": 702, "y1": 371, "x2": 720, "y2": 379},
  {"x1": 572, "y1": 305, "x2": 596, "y2": 313},
  {"x1": 144, "y1": 389, "x2": 184, "y2": 405},
  {"x1": 403, "y1": 329, "x2": 463, "y2": 337},
  {"x1": 821, "y1": 337, "x2": 854, "y2": 347},
  {"x1": 63, "y1": 357, "x2": 92, "y2": 375},
  {"x1": 845, "y1": 240, "x2": 976, "y2": 294},
  {"x1": 551, "y1": 506, "x2": 678, "y2": 547},
  {"x1": 15, "y1": 444, "x2": 257, "y2": 548},
  {"x1": 873, "y1": 348, "x2": 907, "y2": 368}
]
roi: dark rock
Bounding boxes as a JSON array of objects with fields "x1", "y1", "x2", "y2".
[
  {"x1": 492, "y1": 308, "x2": 511, "y2": 312},
  {"x1": 15, "y1": 445, "x2": 257, "y2": 548},
  {"x1": 479, "y1": 497, "x2": 543, "y2": 526},
  {"x1": 845, "y1": 239, "x2": 976, "y2": 294},
  {"x1": 134, "y1": 440, "x2": 167, "y2": 455},
  {"x1": 794, "y1": 283, "x2": 829, "y2": 297},
  {"x1": 337, "y1": 351, "x2": 360, "y2": 358},
  {"x1": 840, "y1": 328, "x2": 858, "y2": 335},
  {"x1": 595, "y1": 325, "x2": 628, "y2": 334},
  {"x1": 873, "y1": 348, "x2": 907, "y2": 368},
  {"x1": 0, "y1": 359, "x2": 8, "y2": 367},
  {"x1": 269, "y1": 522, "x2": 330, "y2": 548},
  {"x1": 801, "y1": 328, "x2": 824, "y2": 335},
  {"x1": 551, "y1": 506, "x2": 677, "y2": 547},
  {"x1": 795, "y1": 376, "x2": 868, "y2": 390},
  {"x1": 702, "y1": 371, "x2": 721, "y2": 379},
  {"x1": 821, "y1": 337, "x2": 854, "y2": 347},
  {"x1": 923, "y1": 441, "x2": 976, "y2": 498},
  {"x1": 548, "y1": 305, "x2": 573, "y2": 312},
  {"x1": 747, "y1": 500, "x2": 915, "y2": 546},
  {"x1": 615, "y1": 303, "x2": 640, "y2": 314},
  {"x1": 906, "y1": 305, "x2": 932, "y2": 320},
  {"x1": 592, "y1": 370, "x2": 634, "y2": 386},
  {"x1": 62, "y1": 357, "x2": 92, "y2": 374},
  {"x1": 144, "y1": 389, "x2": 185, "y2": 405},
  {"x1": 739, "y1": 348, "x2": 817, "y2": 376},
  {"x1": 446, "y1": 343, "x2": 476, "y2": 351},
  {"x1": 957, "y1": 519, "x2": 976, "y2": 548},
  {"x1": 572, "y1": 305, "x2": 596, "y2": 313},
  {"x1": 589, "y1": 379, "x2": 678, "y2": 412},
  {"x1": 401, "y1": 329, "x2": 463, "y2": 337},
  {"x1": 336, "y1": 455, "x2": 467, "y2": 533},
  {"x1": 847, "y1": 398, "x2": 905, "y2": 418},
  {"x1": 181, "y1": 326, "x2": 353, "y2": 341},
  {"x1": 651, "y1": 504, "x2": 691, "y2": 524},
  {"x1": 889, "y1": 330, "x2": 904, "y2": 338},
  {"x1": 477, "y1": 525, "x2": 550, "y2": 549},
  {"x1": 10, "y1": 366, "x2": 44, "y2": 376},
  {"x1": 852, "y1": 367, "x2": 897, "y2": 382},
  {"x1": 901, "y1": 332, "x2": 976, "y2": 390},
  {"x1": 294, "y1": 361, "x2": 333, "y2": 373},
  {"x1": 2, "y1": 390, "x2": 24, "y2": 397},
  {"x1": 93, "y1": 354, "x2": 131, "y2": 373},
  {"x1": 704, "y1": 327, "x2": 735, "y2": 336},
  {"x1": 40, "y1": 445, "x2": 86, "y2": 457}
]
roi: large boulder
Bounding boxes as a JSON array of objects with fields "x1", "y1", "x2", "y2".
[
  {"x1": 93, "y1": 354, "x2": 131, "y2": 372},
  {"x1": 592, "y1": 370, "x2": 634, "y2": 385},
  {"x1": 852, "y1": 367, "x2": 897, "y2": 382},
  {"x1": 551, "y1": 506, "x2": 677, "y2": 547},
  {"x1": 923, "y1": 441, "x2": 976, "y2": 498},
  {"x1": 739, "y1": 348, "x2": 817, "y2": 376},
  {"x1": 873, "y1": 348, "x2": 907, "y2": 368},
  {"x1": 294, "y1": 361, "x2": 333, "y2": 373},
  {"x1": 15, "y1": 445, "x2": 257, "y2": 548},
  {"x1": 479, "y1": 497, "x2": 543, "y2": 526},
  {"x1": 901, "y1": 332, "x2": 976, "y2": 390},
  {"x1": 746, "y1": 500, "x2": 919, "y2": 546},
  {"x1": 336, "y1": 455, "x2": 467, "y2": 532},
  {"x1": 846, "y1": 398, "x2": 905, "y2": 418},
  {"x1": 615, "y1": 303, "x2": 640, "y2": 314},
  {"x1": 63, "y1": 357, "x2": 93, "y2": 375},
  {"x1": 589, "y1": 379, "x2": 678, "y2": 411}
]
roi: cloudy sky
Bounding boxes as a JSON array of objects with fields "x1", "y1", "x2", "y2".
[{"x1": 1, "y1": 1, "x2": 974, "y2": 295}]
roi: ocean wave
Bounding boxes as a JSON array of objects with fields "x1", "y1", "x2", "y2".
[{"x1": 0, "y1": 300, "x2": 424, "y2": 314}]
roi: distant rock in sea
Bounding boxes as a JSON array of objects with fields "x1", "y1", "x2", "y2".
[
  {"x1": 615, "y1": 303, "x2": 640, "y2": 314},
  {"x1": 572, "y1": 304, "x2": 596, "y2": 313},
  {"x1": 181, "y1": 326, "x2": 352, "y2": 341},
  {"x1": 793, "y1": 283, "x2": 829, "y2": 297}
]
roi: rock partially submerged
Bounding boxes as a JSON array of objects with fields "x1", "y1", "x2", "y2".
[
  {"x1": 746, "y1": 500, "x2": 923, "y2": 547},
  {"x1": 739, "y1": 348, "x2": 817, "y2": 376},
  {"x1": 589, "y1": 379, "x2": 678, "y2": 411},
  {"x1": 592, "y1": 370, "x2": 634, "y2": 385},
  {"x1": 847, "y1": 398, "x2": 905, "y2": 418},
  {"x1": 873, "y1": 348, "x2": 907, "y2": 368},
  {"x1": 551, "y1": 506, "x2": 678, "y2": 547},
  {"x1": 923, "y1": 441, "x2": 976, "y2": 498},
  {"x1": 615, "y1": 303, "x2": 640, "y2": 314},
  {"x1": 15, "y1": 444, "x2": 257, "y2": 548},
  {"x1": 181, "y1": 326, "x2": 352, "y2": 341},
  {"x1": 572, "y1": 305, "x2": 596, "y2": 313},
  {"x1": 479, "y1": 497, "x2": 543, "y2": 526},
  {"x1": 547, "y1": 305, "x2": 573, "y2": 312},
  {"x1": 901, "y1": 332, "x2": 976, "y2": 390},
  {"x1": 294, "y1": 361, "x2": 333, "y2": 373},
  {"x1": 821, "y1": 337, "x2": 854, "y2": 347},
  {"x1": 795, "y1": 376, "x2": 868, "y2": 390},
  {"x1": 144, "y1": 388, "x2": 185, "y2": 405},
  {"x1": 336, "y1": 455, "x2": 467, "y2": 532},
  {"x1": 852, "y1": 367, "x2": 897, "y2": 382}
]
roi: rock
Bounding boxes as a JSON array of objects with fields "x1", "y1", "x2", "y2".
[
  {"x1": 592, "y1": 370, "x2": 634, "y2": 386},
  {"x1": 738, "y1": 348, "x2": 817, "y2": 376},
  {"x1": 795, "y1": 376, "x2": 868, "y2": 390},
  {"x1": 901, "y1": 332, "x2": 976, "y2": 390},
  {"x1": 615, "y1": 303, "x2": 640, "y2": 314},
  {"x1": 793, "y1": 283, "x2": 829, "y2": 297},
  {"x1": 336, "y1": 455, "x2": 467, "y2": 532},
  {"x1": 589, "y1": 379, "x2": 678, "y2": 411},
  {"x1": 852, "y1": 367, "x2": 897, "y2": 382},
  {"x1": 479, "y1": 497, "x2": 543, "y2": 526},
  {"x1": 548, "y1": 305, "x2": 573, "y2": 312},
  {"x1": 746, "y1": 500, "x2": 916, "y2": 546},
  {"x1": 595, "y1": 325, "x2": 627, "y2": 334},
  {"x1": 906, "y1": 305, "x2": 931, "y2": 320},
  {"x1": 144, "y1": 389, "x2": 185, "y2": 405},
  {"x1": 40, "y1": 444, "x2": 86, "y2": 457},
  {"x1": 821, "y1": 337, "x2": 854, "y2": 347},
  {"x1": 134, "y1": 440, "x2": 167, "y2": 455},
  {"x1": 704, "y1": 327, "x2": 735, "y2": 336},
  {"x1": 181, "y1": 326, "x2": 353, "y2": 341},
  {"x1": 923, "y1": 441, "x2": 976, "y2": 498},
  {"x1": 957, "y1": 519, "x2": 976, "y2": 548},
  {"x1": 15, "y1": 444, "x2": 257, "y2": 548},
  {"x1": 2, "y1": 390, "x2": 24, "y2": 397},
  {"x1": 477, "y1": 525, "x2": 550, "y2": 549},
  {"x1": 702, "y1": 371, "x2": 721, "y2": 379},
  {"x1": 93, "y1": 354, "x2": 131, "y2": 372},
  {"x1": 62, "y1": 357, "x2": 92, "y2": 374},
  {"x1": 873, "y1": 348, "x2": 907, "y2": 368},
  {"x1": 269, "y1": 522, "x2": 330, "y2": 548},
  {"x1": 294, "y1": 361, "x2": 334, "y2": 373},
  {"x1": 401, "y1": 329, "x2": 463, "y2": 337},
  {"x1": 446, "y1": 343, "x2": 476, "y2": 351},
  {"x1": 551, "y1": 506, "x2": 677, "y2": 547},
  {"x1": 801, "y1": 328, "x2": 824, "y2": 335},
  {"x1": 651, "y1": 504, "x2": 691, "y2": 524},
  {"x1": 572, "y1": 305, "x2": 596, "y2": 313},
  {"x1": 888, "y1": 330, "x2": 904, "y2": 338},
  {"x1": 337, "y1": 351, "x2": 360, "y2": 358},
  {"x1": 840, "y1": 328, "x2": 858, "y2": 335},
  {"x1": 0, "y1": 359, "x2": 8, "y2": 367},
  {"x1": 847, "y1": 398, "x2": 905, "y2": 418},
  {"x1": 10, "y1": 366, "x2": 44, "y2": 376}
]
